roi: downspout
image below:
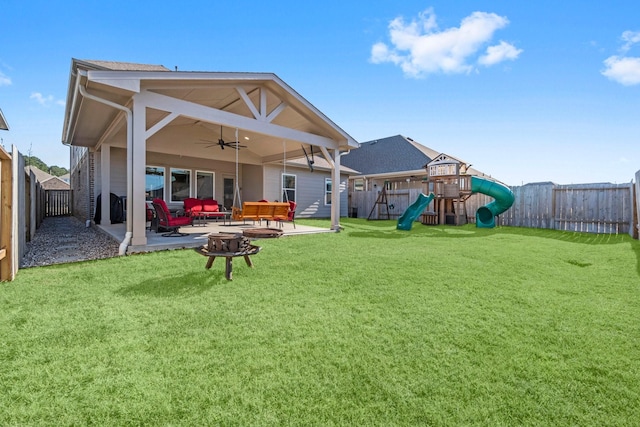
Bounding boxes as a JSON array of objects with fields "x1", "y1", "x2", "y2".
[{"x1": 77, "y1": 76, "x2": 133, "y2": 255}]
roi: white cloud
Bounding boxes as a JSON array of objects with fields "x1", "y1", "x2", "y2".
[
  {"x1": 479, "y1": 41, "x2": 523, "y2": 66},
  {"x1": 370, "y1": 8, "x2": 520, "y2": 77},
  {"x1": 30, "y1": 92, "x2": 65, "y2": 107},
  {"x1": 602, "y1": 56, "x2": 640, "y2": 85},
  {"x1": 602, "y1": 30, "x2": 640, "y2": 85},
  {"x1": 621, "y1": 30, "x2": 640, "y2": 52},
  {"x1": 0, "y1": 72, "x2": 11, "y2": 86}
]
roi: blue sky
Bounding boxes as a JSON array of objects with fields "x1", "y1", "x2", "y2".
[{"x1": 1, "y1": 1, "x2": 639, "y2": 185}]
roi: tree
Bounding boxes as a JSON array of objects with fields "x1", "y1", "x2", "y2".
[
  {"x1": 24, "y1": 156, "x2": 69, "y2": 177},
  {"x1": 49, "y1": 166, "x2": 68, "y2": 177}
]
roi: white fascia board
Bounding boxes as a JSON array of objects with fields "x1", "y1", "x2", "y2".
[
  {"x1": 87, "y1": 71, "x2": 141, "y2": 93},
  {"x1": 269, "y1": 74, "x2": 359, "y2": 149}
]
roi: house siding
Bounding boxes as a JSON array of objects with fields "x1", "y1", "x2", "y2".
[
  {"x1": 77, "y1": 147, "x2": 348, "y2": 222},
  {"x1": 133, "y1": 151, "x2": 238, "y2": 210},
  {"x1": 70, "y1": 147, "x2": 93, "y2": 222},
  {"x1": 242, "y1": 164, "x2": 264, "y2": 202},
  {"x1": 263, "y1": 165, "x2": 348, "y2": 218}
]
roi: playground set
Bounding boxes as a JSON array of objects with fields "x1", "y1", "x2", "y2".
[{"x1": 396, "y1": 154, "x2": 514, "y2": 230}]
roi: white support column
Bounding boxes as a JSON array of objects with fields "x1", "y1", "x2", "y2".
[
  {"x1": 331, "y1": 148, "x2": 341, "y2": 231},
  {"x1": 130, "y1": 96, "x2": 147, "y2": 246},
  {"x1": 100, "y1": 144, "x2": 111, "y2": 223}
]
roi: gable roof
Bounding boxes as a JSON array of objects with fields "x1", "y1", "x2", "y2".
[
  {"x1": 25, "y1": 165, "x2": 71, "y2": 190},
  {"x1": 341, "y1": 135, "x2": 440, "y2": 175},
  {"x1": 62, "y1": 58, "x2": 359, "y2": 165},
  {"x1": 41, "y1": 176, "x2": 71, "y2": 190},
  {"x1": 25, "y1": 165, "x2": 54, "y2": 182}
]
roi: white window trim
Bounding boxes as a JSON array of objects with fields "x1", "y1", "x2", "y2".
[
  {"x1": 282, "y1": 173, "x2": 296, "y2": 202},
  {"x1": 325, "y1": 177, "x2": 332, "y2": 205}
]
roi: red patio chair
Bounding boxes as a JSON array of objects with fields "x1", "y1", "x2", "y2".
[
  {"x1": 151, "y1": 198, "x2": 192, "y2": 237},
  {"x1": 275, "y1": 201, "x2": 296, "y2": 229},
  {"x1": 287, "y1": 201, "x2": 297, "y2": 228}
]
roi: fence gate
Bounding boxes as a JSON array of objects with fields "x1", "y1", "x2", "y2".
[{"x1": 45, "y1": 190, "x2": 71, "y2": 217}]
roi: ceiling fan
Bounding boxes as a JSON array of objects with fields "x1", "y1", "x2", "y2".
[{"x1": 198, "y1": 125, "x2": 247, "y2": 150}]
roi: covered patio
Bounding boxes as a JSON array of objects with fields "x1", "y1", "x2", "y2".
[
  {"x1": 97, "y1": 218, "x2": 331, "y2": 254},
  {"x1": 62, "y1": 59, "x2": 358, "y2": 253}
]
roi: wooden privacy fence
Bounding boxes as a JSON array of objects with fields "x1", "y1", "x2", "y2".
[
  {"x1": 497, "y1": 182, "x2": 634, "y2": 236},
  {"x1": 45, "y1": 190, "x2": 71, "y2": 217},
  {"x1": 350, "y1": 179, "x2": 638, "y2": 237}
]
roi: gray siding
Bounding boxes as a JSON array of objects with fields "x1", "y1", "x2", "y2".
[
  {"x1": 242, "y1": 164, "x2": 264, "y2": 202},
  {"x1": 265, "y1": 165, "x2": 348, "y2": 218},
  {"x1": 86, "y1": 149, "x2": 348, "y2": 220}
]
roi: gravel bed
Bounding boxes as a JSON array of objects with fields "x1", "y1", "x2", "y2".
[{"x1": 21, "y1": 216, "x2": 121, "y2": 268}]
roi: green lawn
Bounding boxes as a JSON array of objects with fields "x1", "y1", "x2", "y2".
[{"x1": 2, "y1": 219, "x2": 639, "y2": 426}]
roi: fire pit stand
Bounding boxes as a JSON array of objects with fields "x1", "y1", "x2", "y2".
[{"x1": 194, "y1": 233, "x2": 261, "y2": 280}]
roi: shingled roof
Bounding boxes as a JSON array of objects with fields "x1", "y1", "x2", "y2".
[
  {"x1": 341, "y1": 135, "x2": 440, "y2": 175},
  {"x1": 76, "y1": 59, "x2": 171, "y2": 72},
  {"x1": 25, "y1": 166, "x2": 71, "y2": 190}
]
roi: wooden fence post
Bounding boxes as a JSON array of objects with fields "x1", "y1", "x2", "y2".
[{"x1": 0, "y1": 145, "x2": 12, "y2": 281}]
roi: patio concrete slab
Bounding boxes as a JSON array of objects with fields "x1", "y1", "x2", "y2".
[{"x1": 97, "y1": 219, "x2": 333, "y2": 254}]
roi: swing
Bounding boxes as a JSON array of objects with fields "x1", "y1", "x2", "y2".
[{"x1": 230, "y1": 128, "x2": 244, "y2": 220}]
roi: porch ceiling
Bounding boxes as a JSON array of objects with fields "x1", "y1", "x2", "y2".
[{"x1": 63, "y1": 61, "x2": 358, "y2": 165}]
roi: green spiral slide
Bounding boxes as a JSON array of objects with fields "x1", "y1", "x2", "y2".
[
  {"x1": 471, "y1": 176, "x2": 514, "y2": 228},
  {"x1": 396, "y1": 192, "x2": 435, "y2": 230}
]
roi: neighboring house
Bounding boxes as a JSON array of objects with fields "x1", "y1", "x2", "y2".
[
  {"x1": 25, "y1": 166, "x2": 71, "y2": 190},
  {"x1": 61, "y1": 59, "x2": 359, "y2": 250},
  {"x1": 342, "y1": 135, "x2": 486, "y2": 192}
]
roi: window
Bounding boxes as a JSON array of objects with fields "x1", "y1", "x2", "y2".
[
  {"x1": 196, "y1": 170, "x2": 214, "y2": 199},
  {"x1": 354, "y1": 178, "x2": 364, "y2": 191},
  {"x1": 282, "y1": 173, "x2": 296, "y2": 202},
  {"x1": 145, "y1": 166, "x2": 165, "y2": 201},
  {"x1": 170, "y1": 168, "x2": 191, "y2": 202},
  {"x1": 325, "y1": 178, "x2": 332, "y2": 205},
  {"x1": 430, "y1": 163, "x2": 457, "y2": 176}
]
